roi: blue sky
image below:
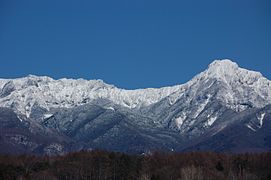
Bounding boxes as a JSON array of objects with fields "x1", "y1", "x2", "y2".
[{"x1": 0, "y1": 0, "x2": 270, "y2": 89}]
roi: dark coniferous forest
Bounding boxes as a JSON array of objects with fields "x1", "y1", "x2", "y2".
[{"x1": 1, "y1": 150, "x2": 271, "y2": 180}]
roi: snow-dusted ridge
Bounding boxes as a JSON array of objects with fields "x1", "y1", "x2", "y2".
[
  {"x1": 0, "y1": 74, "x2": 183, "y2": 116},
  {"x1": 0, "y1": 59, "x2": 271, "y2": 117}
]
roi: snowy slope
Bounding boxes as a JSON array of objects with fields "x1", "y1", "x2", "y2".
[
  {"x1": 199, "y1": 60, "x2": 271, "y2": 111},
  {"x1": 173, "y1": 60, "x2": 271, "y2": 110},
  {"x1": 147, "y1": 60, "x2": 271, "y2": 136}
]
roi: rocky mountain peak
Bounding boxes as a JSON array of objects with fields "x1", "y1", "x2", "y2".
[
  {"x1": 208, "y1": 59, "x2": 239, "y2": 69},
  {"x1": 203, "y1": 59, "x2": 264, "y2": 85}
]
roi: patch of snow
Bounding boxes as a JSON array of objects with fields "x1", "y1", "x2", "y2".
[
  {"x1": 168, "y1": 91, "x2": 184, "y2": 105},
  {"x1": 257, "y1": 112, "x2": 265, "y2": 128},
  {"x1": 105, "y1": 107, "x2": 115, "y2": 111},
  {"x1": 17, "y1": 115, "x2": 23, "y2": 122},
  {"x1": 246, "y1": 124, "x2": 256, "y2": 132},
  {"x1": 193, "y1": 94, "x2": 211, "y2": 118},
  {"x1": 44, "y1": 113, "x2": 54, "y2": 119},
  {"x1": 211, "y1": 124, "x2": 227, "y2": 136},
  {"x1": 206, "y1": 115, "x2": 217, "y2": 126},
  {"x1": 175, "y1": 113, "x2": 187, "y2": 128}
]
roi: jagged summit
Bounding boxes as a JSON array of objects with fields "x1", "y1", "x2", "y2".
[
  {"x1": 207, "y1": 59, "x2": 261, "y2": 77},
  {"x1": 199, "y1": 59, "x2": 264, "y2": 85},
  {"x1": 208, "y1": 59, "x2": 239, "y2": 69}
]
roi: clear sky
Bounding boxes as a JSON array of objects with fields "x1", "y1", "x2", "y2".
[{"x1": 0, "y1": 0, "x2": 270, "y2": 89}]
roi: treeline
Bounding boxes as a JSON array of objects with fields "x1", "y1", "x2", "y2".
[{"x1": 1, "y1": 150, "x2": 271, "y2": 180}]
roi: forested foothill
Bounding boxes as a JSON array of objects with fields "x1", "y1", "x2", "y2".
[{"x1": 1, "y1": 150, "x2": 271, "y2": 180}]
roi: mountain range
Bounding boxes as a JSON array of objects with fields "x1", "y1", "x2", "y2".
[{"x1": 0, "y1": 59, "x2": 271, "y2": 155}]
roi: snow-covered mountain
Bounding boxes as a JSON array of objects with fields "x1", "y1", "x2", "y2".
[
  {"x1": 0, "y1": 59, "x2": 271, "y2": 154},
  {"x1": 1, "y1": 59, "x2": 270, "y2": 116}
]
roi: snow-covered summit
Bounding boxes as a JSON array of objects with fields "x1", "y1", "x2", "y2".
[
  {"x1": 208, "y1": 59, "x2": 239, "y2": 68},
  {"x1": 203, "y1": 59, "x2": 263, "y2": 84},
  {"x1": 194, "y1": 59, "x2": 271, "y2": 111}
]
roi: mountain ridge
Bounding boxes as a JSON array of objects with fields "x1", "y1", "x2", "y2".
[
  {"x1": 0, "y1": 59, "x2": 271, "y2": 155},
  {"x1": 1, "y1": 59, "x2": 270, "y2": 116}
]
